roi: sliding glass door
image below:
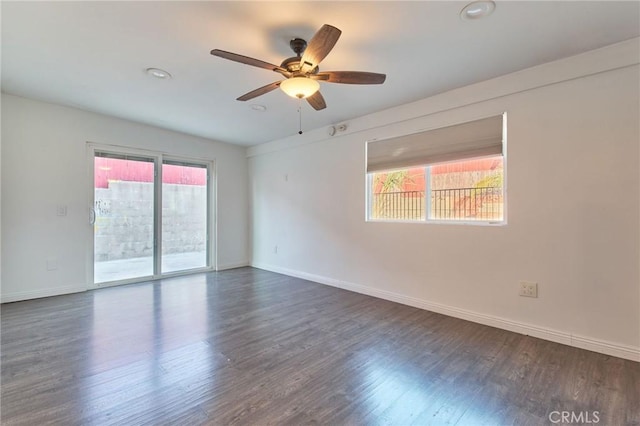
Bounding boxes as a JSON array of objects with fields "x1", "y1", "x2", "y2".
[
  {"x1": 161, "y1": 161, "x2": 208, "y2": 273},
  {"x1": 92, "y1": 148, "x2": 212, "y2": 286},
  {"x1": 94, "y1": 153, "x2": 155, "y2": 283}
]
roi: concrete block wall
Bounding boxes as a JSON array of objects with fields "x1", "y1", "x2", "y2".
[{"x1": 94, "y1": 181, "x2": 206, "y2": 261}]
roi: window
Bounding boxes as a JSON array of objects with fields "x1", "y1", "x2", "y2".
[{"x1": 366, "y1": 114, "x2": 506, "y2": 223}]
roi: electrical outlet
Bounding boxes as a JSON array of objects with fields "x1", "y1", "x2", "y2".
[{"x1": 519, "y1": 281, "x2": 538, "y2": 298}]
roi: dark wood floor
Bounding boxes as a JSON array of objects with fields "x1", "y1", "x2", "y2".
[{"x1": 1, "y1": 267, "x2": 638, "y2": 425}]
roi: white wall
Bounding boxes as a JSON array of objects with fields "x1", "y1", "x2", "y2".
[
  {"x1": 1, "y1": 94, "x2": 250, "y2": 302},
  {"x1": 249, "y1": 39, "x2": 640, "y2": 361}
]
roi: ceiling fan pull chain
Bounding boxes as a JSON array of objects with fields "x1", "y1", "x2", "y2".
[{"x1": 298, "y1": 99, "x2": 303, "y2": 135}]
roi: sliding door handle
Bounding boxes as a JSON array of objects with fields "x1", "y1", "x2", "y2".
[{"x1": 89, "y1": 207, "x2": 96, "y2": 225}]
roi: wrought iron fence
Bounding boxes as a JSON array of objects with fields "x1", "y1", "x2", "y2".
[
  {"x1": 432, "y1": 187, "x2": 502, "y2": 220},
  {"x1": 371, "y1": 190, "x2": 425, "y2": 220},
  {"x1": 371, "y1": 187, "x2": 502, "y2": 221}
]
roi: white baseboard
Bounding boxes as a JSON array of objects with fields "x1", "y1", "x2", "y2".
[
  {"x1": 251, "y1": 262, "x2": 640, "y2": 362},
  {"x1": 1, "y1": 285, "x2": 87, "y2": 304},
  {"x1": 570, "y1": 334, "x2": 640, "y2": 362},
  {"x1": 217, "y1": 261, "x2": 250, "y2": 271}
]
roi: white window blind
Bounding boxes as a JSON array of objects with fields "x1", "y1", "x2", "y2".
[{"x1": 366, "y1": 114, "x2": 504, "y2": 173}]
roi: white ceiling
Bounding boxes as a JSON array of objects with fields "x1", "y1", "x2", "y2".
[{"x1": 2, "y1": 1, "x2": 638, "y2": 146}]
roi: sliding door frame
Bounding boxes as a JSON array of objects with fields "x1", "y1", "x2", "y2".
[{"x1": 86, "y1": 143, "x2": 216, "y2": 289}]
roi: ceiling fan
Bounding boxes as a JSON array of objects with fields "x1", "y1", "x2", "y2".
[{"x1": 210, "y1": 24, "x2": 386, "y2": 111}]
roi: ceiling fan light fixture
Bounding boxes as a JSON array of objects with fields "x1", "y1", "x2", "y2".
[
  {"x1": 460, "y1": 1, "x2": 495, "y2": 20},
  {"x1": 280, "y1": 77, "x2": 320, "y2": 99}
]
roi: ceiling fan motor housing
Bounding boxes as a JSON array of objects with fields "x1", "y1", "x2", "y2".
[
  {"x1": 280, "y1": 57, "x2": 319, "y2": 75},
  {"x1": 280, "y1": 56, "x2": 302, "y2": 72},
  {"x1": 281, "y1": 38, "x2": 319, "y2": 74}
]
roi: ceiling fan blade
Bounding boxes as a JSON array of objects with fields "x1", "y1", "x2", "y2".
[
  {"x1": 313, "y1": 71, "x2": 386, "y2": 84},
  {"x1": 211, "y1": 49, "x2": 290, "y2": 77},
  {"x1": 306, "y1": 91, "x2": 326, "y2": 111},
  {"x1": 237, "y1": 81, "x2": 282, "y2": 101},
  {"x1": 300, "y1": 24, "x2": 342, "y2": 73}
]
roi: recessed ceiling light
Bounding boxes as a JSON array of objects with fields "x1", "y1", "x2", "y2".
[
  {"x1": 250, "y1": 104, "x2": 267, "y2": 112},
  {"x1": 460, "y1": 1, "x2": 495, "y2": 20},
  {"x1": 145, "y1": 68, "x2": 172, "y2": 79}
]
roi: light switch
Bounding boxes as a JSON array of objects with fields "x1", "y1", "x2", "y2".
[{"x1": 56, "y1": 205, "x2": 67, "y2": 216}]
